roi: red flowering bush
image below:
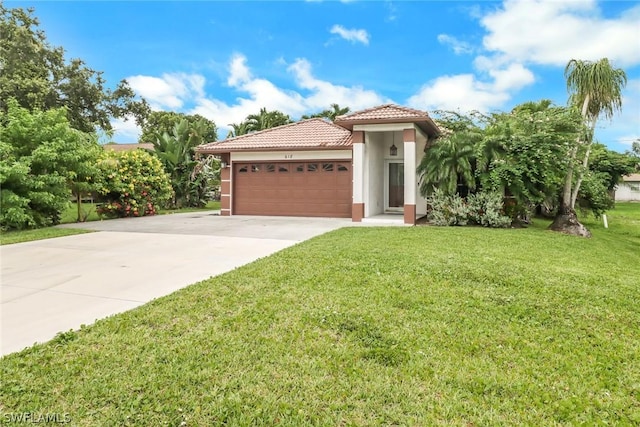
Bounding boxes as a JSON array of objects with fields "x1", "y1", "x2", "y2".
[{"x1": 96, "y1": 149, "x2": 173, "y2": 218}]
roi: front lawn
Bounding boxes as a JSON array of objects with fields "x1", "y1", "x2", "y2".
[{"x1": 1, "y1": 204, "x2": 638, "y2": 425}]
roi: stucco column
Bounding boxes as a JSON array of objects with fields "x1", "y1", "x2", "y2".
[
  {"x1": 403, "y1": 129, "x2": 416, "y2": 225},
  {"x1": 352, "y1": 131, "x2": 365, "y2": 222},
  {"x1": 220, "y1": 153, "x2": 231, "y2": 216}
]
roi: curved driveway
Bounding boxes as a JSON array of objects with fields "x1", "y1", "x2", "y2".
[{"x1": 1, "y1": 212, "x2": 350, "y2": 356}]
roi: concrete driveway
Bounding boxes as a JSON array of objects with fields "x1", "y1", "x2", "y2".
[{"x1": 1, "y1": 213, "x2": 350, "y2": 356}]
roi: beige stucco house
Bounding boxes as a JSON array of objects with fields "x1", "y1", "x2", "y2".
[{"x1": 196, "y1": 104, "x2": 441, "y2": 225}]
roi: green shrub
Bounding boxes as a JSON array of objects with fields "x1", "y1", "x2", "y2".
[
  {"x1": 467, "y1": 191, "x2": 512, "y2": 228},
  {"x1": 96, "y1": 150, "x2": 172, "y2": 218},
  {"x1": 427, "y1": 189, "x2": 470, "y2": 226}
]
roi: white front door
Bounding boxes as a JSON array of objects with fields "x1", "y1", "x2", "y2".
[{"x1": 385, "y1": 161, "x2": 404, "y2": 212}]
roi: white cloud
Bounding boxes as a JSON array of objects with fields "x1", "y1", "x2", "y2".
[
  {"x1": 127, "y1": 73, "x2": 205, "y2": 110},
  {"x1": 288, "y1": 58, "x2": 388, "y2": 111},
  {"x1": 122, "y1": 54, "x2": 387, "y2": 140},
  {"x1": 481, "y1": 0, "x2": 640, "y2": 67},
  {"x1": 110, "y1": 115, "x2": 141, "y2": 143},
  {"x1": 408, "y1": 63, "x2": 534, "y2": 112},
  {"x1": 437, "y1": 34, "x2": 473, "y2": 55},
  {"x1": 329, "y1": 25, "x2": 370, "y2": 45}
]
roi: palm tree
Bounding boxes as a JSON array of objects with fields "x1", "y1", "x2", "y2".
[
  {"x1": 550, "y1": 58, "x2": 626, "y2": 236},
  {"x1": 301, "y1": 104, "x2": 350, "y2": 121},
  {"x1": 417, "y1": 132, "x2": 476, "y2": 197},
  {"x1": 562, "y1": 58, "x2": 627, "y2": 212},
  {"x1": 227, "y1": 121, "x2": 251, "y2": 138},
  {"x1": 245, "y1": 108, "x2": 291, "y2": 132}
]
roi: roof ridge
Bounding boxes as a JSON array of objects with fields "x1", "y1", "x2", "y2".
[{"x1": 335, "y1": 104, "x2": 430, "y2": 122}]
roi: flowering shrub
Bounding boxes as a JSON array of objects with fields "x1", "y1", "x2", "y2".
[{"x1": 96, "y1": 149, "x2": 172, "y2": 218}]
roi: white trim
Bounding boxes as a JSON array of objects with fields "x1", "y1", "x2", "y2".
[
  {"x1": 384, "y1": 160, "x2": 404, "y2": 213},
  {"x1": 231, "y1": 150, "x2": 352, "y2": 162}
]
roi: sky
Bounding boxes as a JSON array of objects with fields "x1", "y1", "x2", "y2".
[{"x1": 10, "y1": 0, "x2": 640, "y2": 152}]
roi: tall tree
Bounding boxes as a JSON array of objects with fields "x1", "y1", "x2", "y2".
[
  {"x1": 226, "y1": 121, "x2": 252, "y2": 138},
  {"x1": 0, "y1": 5, "x2": 149, "y2": 133},
  {"x1": 139, "y1": 111, "x2": 217, "y2": 144},
  {"x1": 0, "y1": 101, "x2": 102, "y2": 229},
  {"x1": 551, "y1": 58, "x2": 627, "y2": 236}
]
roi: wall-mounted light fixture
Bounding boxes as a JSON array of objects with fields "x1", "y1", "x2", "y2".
[
  {"x1": 220, "y1": 159, "x2": 228, "y2": 168},
  {"x1": 390, "y1": 132, "x2": 398, "y2": 156}
]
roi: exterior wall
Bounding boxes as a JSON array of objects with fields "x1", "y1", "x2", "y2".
[
  {"x1": 615, "y1": 182, "x2": 640, "y2": 201},
  {"x1": 403, "y1": 129, "x2": 416, "y2": 225},
  {"x1": 230, "y1": 150, "x2": 351, "y2": 162}
]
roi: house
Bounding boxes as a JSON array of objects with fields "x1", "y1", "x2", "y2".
[
  {"x1": 195, "y1": 104, "x2": 441, "y2": 225},
  {"x1": 615, "y1": 173, "x2": 640, "y2": 201}
]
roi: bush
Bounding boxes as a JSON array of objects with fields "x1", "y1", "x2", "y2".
[
  {"x1": 96, "y1": 150, "x2": 172, "y2": 218},
  {"x1": 467, "y1": 191, "x2": 512, "y2": 228},
  {"x1": 427, "y1": 189, "x2": 470, "y2": 226}
]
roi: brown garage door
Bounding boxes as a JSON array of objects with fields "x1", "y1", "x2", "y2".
[{"x1": 233, "y1": 161, "x2": 352, "y2": 217}]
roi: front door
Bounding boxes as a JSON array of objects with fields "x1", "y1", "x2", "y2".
[{"x1": 386, "y1": 161, "x2": 404, "y2": 211}]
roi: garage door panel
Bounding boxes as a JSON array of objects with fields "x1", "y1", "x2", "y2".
[{"x1": 233, "y1": 161, "x2": 351, "y2": 217}]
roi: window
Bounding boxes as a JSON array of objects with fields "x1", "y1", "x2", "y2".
[
  {"x1": 307, "y1": 163, "x2": 318, "y2": 172},
  {"x1": 296, "y1": 164, "x2": 305, "y2": 172},
  {"x1": 266, "y1": 164, "x2": 275, "y2": 173},
  {"x1": 238, "y1": 166, "x2": 248, "y2": 173},
  {"x1": 322, "y1": 163, "x2": 334, "y2": 172},
  {"x1": 278, "y1": 165, "x2": 289, "y2": 172},
  {"x1": 337, "y1": 163, "x2": 349, "y2": 172},
  {"x1": 251, "y1": 164, "x2": 260, "y2": 172}
]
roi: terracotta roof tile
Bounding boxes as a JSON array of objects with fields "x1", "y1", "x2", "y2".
[
  {"x1": 335, "y1": 104, "x2": 432, "y2": 122},
  {"x1": 335, "y1": 104, "x2": 440, "y2": 137},
  {"x1": 197, "y1": 118, "x2": 352, "y2": 153},
  {"x1": 103, "y1": 143, "x2": 154, "y2": 152},
  {"x1": 622, "y1": 173, "x2": 640, "y2": 182}
]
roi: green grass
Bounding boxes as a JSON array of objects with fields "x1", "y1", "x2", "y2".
[
  {"x1": 1, "y1": 204, "x2": 638, "y2": 425},
  {"x1": 158, "y1": 200, "x2": 221, "y2": 215},
  {"x1": 0, "y1": 228, "x2": 92, "y2": 245}
]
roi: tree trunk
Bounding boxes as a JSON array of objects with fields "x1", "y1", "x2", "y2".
[
  {"x1": 570, "y1": 119, "x2": 597, "y2": 208},
  {"x1": 548, "y1": 95, "x2": 592, "y2": 238},
  {"x1": 76, "y1": 192, "x2": 82, "y2": 222},
  {"x1": 548, "y1": 206, "x2": 591, "y2": 238}
]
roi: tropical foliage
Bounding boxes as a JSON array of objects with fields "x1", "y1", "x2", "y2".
[
  {"x1": 0, "y1": 101, "x2": 102, "y2": 230},
  {"x1": 227, "y1": 108, "x2": 292, "y2": 137},
  {"x1": 95, "y1": 150, "x2": 172, "y2": 218},
  {"x1": 0, "y1": 5, "x2": 148, "y2": 133},
  {"x1": 301, "y1": 103, "x2": 350, "y2": 121},
  {"x1": 139, "y1": 111, "x2": 217, "y2": 144},
  {"x1": 151, "y1": 119, "x2": 220, "y2": 208}
]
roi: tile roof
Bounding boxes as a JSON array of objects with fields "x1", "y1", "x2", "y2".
[
  {"x1": 335, "y1": 104, "x2": 440, "y2": 136},
  {"x1": 196, "y1": 118, "x2": 352, "y2": 153},
  {"x1": 103, "y1": 143, "x2": 154, "y2": 152},
  {"x1": 622, "y1": 173, "x2": 640, "y2": 182},
  {"x1": 335, "y1": 104, "x2": 431, "y2": 122}
]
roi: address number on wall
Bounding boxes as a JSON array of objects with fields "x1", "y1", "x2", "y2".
[{"x1": 284, "y1": 154, "x2": 293, "y2": 159}]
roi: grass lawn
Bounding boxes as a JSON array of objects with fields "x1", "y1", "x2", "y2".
[
  {"x1": 0, "y1": 228, "x2": 92, "y2": 246},
  {"x1": 1, "y1": 204, "x2": 638, "y2": 425}
]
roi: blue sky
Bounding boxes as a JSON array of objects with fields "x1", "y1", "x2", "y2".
[{"x1": 11, "y1": 0, "x2": 640, "y2": 152}]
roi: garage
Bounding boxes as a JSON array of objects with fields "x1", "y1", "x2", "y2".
[{"x1": 233, "y1": 161, "x2": 352, "y2": 217}]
